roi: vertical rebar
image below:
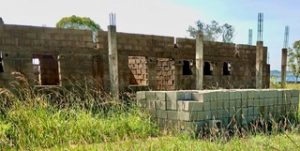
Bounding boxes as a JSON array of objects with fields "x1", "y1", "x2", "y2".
[
  {"x1": 248, "y1": 29, "x2": 253, "y2": 45},
  {"x1": 257, "y1": 13, "x2": 264, "y2": 42},
  {"x1": 284, "y1": 26, "x2": 289, "y2": 48}
]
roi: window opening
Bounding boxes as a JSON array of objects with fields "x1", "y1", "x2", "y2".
[
  {"x1": 182, "y1": 60, "x2": 192, "y2": 75},
  {"x1": 204, "y1": 62, "x2": 213, "y2": 75},
  {"x1": 223, "y1": 62, "x2": 231, "y2": 75}
]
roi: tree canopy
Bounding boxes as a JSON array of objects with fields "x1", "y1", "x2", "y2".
[
  {"x1": 56, "y1": 15, "x2": 101, "y2": 31},
  {"x1": 288, "y1": 40, "x2": 300, "y2": 83},
  {"x1": 187, "y1": 20, "x2": 235, "y2": 42}
]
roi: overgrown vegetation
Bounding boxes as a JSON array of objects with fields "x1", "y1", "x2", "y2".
[
  {"x1": 0, "y1": 74, "x2": 300, "y2": 150},
  {"x1": 0, "y1": 74, "x2": 159, "y2": 150}
]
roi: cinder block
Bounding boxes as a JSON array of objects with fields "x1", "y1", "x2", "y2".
[
  {"x1": 253, "y1": 107, "x2": 260, "y2": 116},
  {"x1": 217, "y1": 91, "x2": 225, "y2": 101},
  {"x1": 137, "y1": 99, "x2": 149, "y2": 108},
  {"x1": 211, "y1": 110, "x2": 218, "y2": 119},
  {"x1": 291, "y1": 90, "x2": 300, "y2": 97},
  {"x1": 136, "y1": 91, "x2": 146, "y2": 101},
  {"x1": 230, "y1": 91, "x2": 241, "y2": 100},
  {"x1": 223, "y1": 100, "x2": 230, "y2": 109},
  {"x1": 167, "y1": 111, "x2": 178, "y2": 120},
  {"x1": 241, "y1": 91, "x2": 248, "y2": 100},
  {"x1": 223, "y1": 92, "x2": 230, "y2": 101},
  {"x1": 176, "y1": 92, "x2": 187, "y2": 100},
  {"x1": 145, "y1": 91, "x2": 157, "y2": 101},
  {"x1": 148, "y1": 109, "x2": 157, "y2": 118},
  {"x1": 241, "y1": 99, "x2": 248, "y2": 108},
  {"x1": 248, "y1": 91, "x2": 256, "y2": 99},
  {"x1": 177, "y1": 111, "x2": 207, "y2": 121},
  {"x1": 248, "y1": 98, "x2": 254, "y2": 107},
  {"x1": 177, "y1": 101, "x2": 188, "y2": 111},
  {"x1": 203, "y1": 102, "x2": 210, "y2": 111},
  {"x1": 177, "y1": 101, "x2": 204, "y2": 112},
  {"x1": 247, "y1": 107, "x2": 254, "y2": 116},
  {"x1": 189, "y1": 102, "x2": 204, "y2": 111},
  {"x1": 259, "y1": 106, "x2": 266, "y2": 116},
  {"x1": 204, "y1": 111, "x2": 212, "y2": 120},
  {"x1": 177, "y1": 111, "x2": 191, "y2": 121},
  {"x1": 192, "y1": 92, "x2": 210, "y2": 102},
  {"x1": 166, "y1": 91, "x2": 178, "y2": 110},
  {"x1": 210, "y1": 91, "x2": 218, "y2": 101},
  {"x1": 291, "y1": 97, "x2": 299, "y2": 105},
  {"x1": 236, "y1": 99, "x2": 242, "y2": 108},
  {"x1": 217, "y1": 110, "x2": 227, "y2": 118},
  {"x1": 210, "y1": 100, "x2": 218, "y2": 110},
  {"x1": 155, "y1": 92, "x2": 166, "y2": 101},
  {"x1": 157, "y1": 110, "x2": 168, "y2": 119},
  {"x1": 155, "y1": 100, "x2": 166, "y2": 110},
  {"x1": 149, "y1": 100, "x2": 156, "y2": 109},
  {"x1": 208, "y1": 120, "x2": 222, "y2": 129}
]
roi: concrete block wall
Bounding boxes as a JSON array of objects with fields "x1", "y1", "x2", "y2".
[
  {"x1": 128, "y1": 56, "x2": 148, "y2": 85},
  {"x1": 156, "y1": 58, "x2": 176, "y2": 90},
  {"x1": 0, "y1": 24, "x2": 270, "y2": 92},
  {"x1": 137, "y1": 89, "x2": 299, "y2": 131}
]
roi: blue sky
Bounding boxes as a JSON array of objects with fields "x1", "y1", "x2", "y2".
[{"x1": 0, "y1": 0, "x2": 299, "y2": 70}]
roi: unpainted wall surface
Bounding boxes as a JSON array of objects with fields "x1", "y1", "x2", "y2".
[
  {"x1": 137, "y1": 89, "x2": 299, "y2": 131},
  {"x1": 0, "y1": 24, "x2": 270, "y2": 91},
  {"x1": 128, "y1": 56, "x2": 148, "y2": 85}
]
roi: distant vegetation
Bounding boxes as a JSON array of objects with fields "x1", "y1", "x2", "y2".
[
  {"x1": 187, "y1": 20, "x2": 235, "y2": 43},
  {"x1": 56, "y1": 15, "x2": 102, "y2": 31},
  {"x1": 288, "y1": 40, "x2": 300, "y2": 83}
]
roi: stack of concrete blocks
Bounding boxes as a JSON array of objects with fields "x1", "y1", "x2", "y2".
[
  {"x1": 128, "y1": 56, "x2": 148, "y2": 85},
  {"x1": 137, "y1": 89, "x2": 299, "y2": 132},
  {"x1": 156, "y1": 58, "x2": 176, "y2": 90}
]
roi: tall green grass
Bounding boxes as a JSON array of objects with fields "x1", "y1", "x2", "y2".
[
  {"x1": 1, "y1": 73, "x2": 300, "y2": 150},
  {"x1": 60, "y1": 134, "x2": 300, "y2": 151},
  {"x1": 0, "y1": 104, "x2": 158, "y2": 150},
  {"x1": 0, "y1": 73, "x2": 159, "y2": 150}
]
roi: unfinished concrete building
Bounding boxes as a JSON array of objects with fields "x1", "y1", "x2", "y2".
[{"x1": 0, "y1": 21, "x2": 270, "y2": 92}]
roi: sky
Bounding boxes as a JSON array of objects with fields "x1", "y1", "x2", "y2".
[{"x1": 0, "y1": 0, "x2": 299, "y2": 70}]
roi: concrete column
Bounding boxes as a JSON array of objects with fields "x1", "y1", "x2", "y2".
[
  {"x1": 147, "y1": 57, "x2": 157, "y2": 90},
  {"x1": 281, "y1": 48, "x2": 288, "y2": 88},
  {"x1": 196, "y1": 32, "x2": 204, "y2": 90},
  {"x1": 0, "y1": 17, "x2": 4, "y2": 25},
  {"x1": 256, "y1": 41, "x2": 264, "y2": 89},
  {"x1": 108, "y1": 25, "x2": 119, "y2": 98},
  {"x1": 174, "y1": 60, "x2": 182, "y2": 90}
]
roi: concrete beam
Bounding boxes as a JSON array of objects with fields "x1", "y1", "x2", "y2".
[
  {"x1": 256, "y1": 41, "x2": 264, "y2": 89},
  {"x1": 281, "y1": 48, "x2": 288, "y2": 88},
  {"x1": 108, "y1": 25, "x2": 119, "y2": 98},
  {"x1": 195, "y1": 32, "x2": 204, "y2": 90}
]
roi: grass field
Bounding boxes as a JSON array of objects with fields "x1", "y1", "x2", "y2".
[
  {"x1": 56, "y1": 134, "x2": 300, "y2": 151},
  {"x1": 1, "y1": 81, "x2": 300, "y2": 150}
]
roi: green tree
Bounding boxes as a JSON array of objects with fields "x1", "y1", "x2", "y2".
[
  {"x1": 56, "y1": 15, "x2": 101, "y2": 31},
  {"x1": 187, "y1": 20, "x2": 234, "y2": 42},
  {"x1": 222, "y1": 23, "x2": 235, "y2": 43},
  {"x1": 288, "y1": 40, "x2": 300, "y2": 83}
]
